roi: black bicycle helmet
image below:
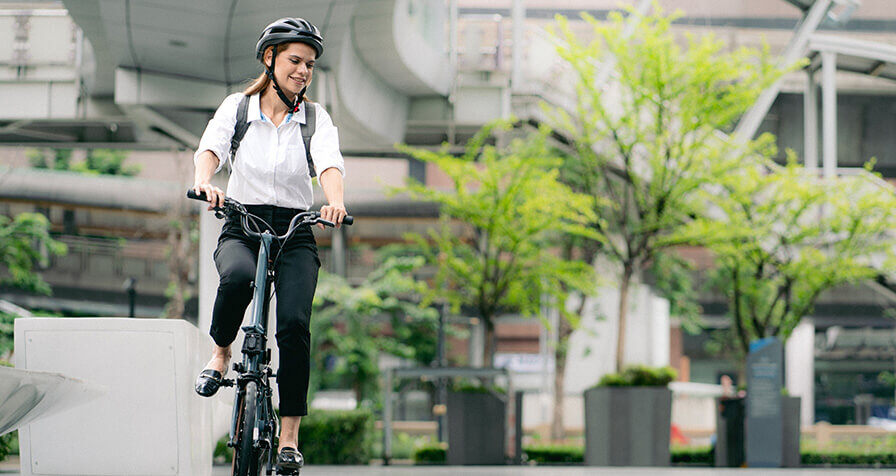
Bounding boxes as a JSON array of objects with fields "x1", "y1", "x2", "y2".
[
  {"x1": 256, "y1": 17, "x2": 323, "y2": 60},
  {"x1": 255, "y1": 17, "x2": 323, "y2": 112}
]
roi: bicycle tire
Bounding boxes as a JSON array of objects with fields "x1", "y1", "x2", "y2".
[{"x1": 232, "y1": 381, "x2": 268, "y2": 476}]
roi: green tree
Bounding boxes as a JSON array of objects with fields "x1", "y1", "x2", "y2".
[
  {"x1": 398, "y1": 122, "x2": 598, "y2": 367},
  {"x1": 311, "y1": 255, "x2": 440, "y2": 406},
  {"x1": 546, "y1": 4, "x2": 786, "y2": 371},
  {"x1": 696, "y1": 160, "x2": 896, "y2": 371},
  {"x1": 0, "y1": 213, "x2": 67, "y2": 295}
]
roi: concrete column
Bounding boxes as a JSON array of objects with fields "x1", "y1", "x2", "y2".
[
  {"x1": 821, "y1": 51, "x2": 837, "y2": 179},
  {"x1": 197, "y1": 205, "x2": 223, "y2": 337},
  {"x1": 511, "y1": 0, "x2": 526, "y2": 91},
  {"x1": 786, "y1": 320, "x2": 815, "y2": 427},
  {"x1": 804, "y1": 70, "x2": 818, "y2": 172},
  {"x1": 331, "y1": 225, "x2": 347, "y2": 277}
]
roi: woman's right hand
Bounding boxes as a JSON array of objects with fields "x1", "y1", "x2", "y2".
[{"x1": 192, "y1": 181, "x2": 225, "y2": 210}]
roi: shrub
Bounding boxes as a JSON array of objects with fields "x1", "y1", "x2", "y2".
[
  {"x1": 451, "y1": 380, "x2": 506, "y2": 395},
  {"x1": 671, "y1": 445, "x2": 713, "y2": 465},
  {"x1": 213, "y1": 434, "x2": 233, "y2": 464},
  {"x1": 596, "y1": 365, "x2": 677, "y2": 387},
  {"x1": 524, "y1": 444, "x2": 584, "y2": 464},
  {"x1": 413, "y1": 443, "x2": 447, "y2": 465},
  {"x1": 802, "y1": 450, "x2": 896, "y2": 466},
  {"x1": 0, "y1": 430, "x2": 18, "y2": 462},
  {"x1": 298, "y1": 409, "x2": 374, "y2": 464}
]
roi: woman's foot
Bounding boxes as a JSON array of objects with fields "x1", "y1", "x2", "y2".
[
  {"x1": 277, "y1": 447, "x2": 304, "y2": 473},
  {"x1": 194, "y1": 347, "x2": 231, "y2": 397}
]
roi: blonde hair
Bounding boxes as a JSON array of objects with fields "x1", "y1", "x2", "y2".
[{"x1": 242, "y1": 45, "x2": 312, "y2": 101}]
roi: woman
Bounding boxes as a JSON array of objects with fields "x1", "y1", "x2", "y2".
[{"x1": 191, "y1": 17, "x2": 346, "y2": 471}]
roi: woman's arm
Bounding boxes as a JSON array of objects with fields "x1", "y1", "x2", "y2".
[
  {"x1": 192, "y1": 150, "x2": 225, "y2": 209},
  {"x1": 318, "y1": 167, "x2": 347, "y2": 228}
]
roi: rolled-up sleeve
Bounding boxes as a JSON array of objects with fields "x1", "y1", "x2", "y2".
[
  {"x1": 194, "y1": 93, "x2": 243, "y2": 174},
  {"x1": 310, "y1": 105, "x2": 345, "y2": 177}
]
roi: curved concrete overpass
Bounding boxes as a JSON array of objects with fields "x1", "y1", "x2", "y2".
[{"x1": 2, "y1": 0, "x2": 452, "y2": 150}]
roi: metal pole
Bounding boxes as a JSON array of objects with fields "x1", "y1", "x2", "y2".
[
  {"x1": 437, "y1": 303, "x2": 448, "y2": 442},
  {"x1": 331, "y1": 225, "x2": 347, "y2": 277},
  {"x1": 449, "y1": 0, "x2": 458, "y2": 72},
  {"x1": 511, "y1": 0, "x2": 525, "y2": 91},
  {"x1": 821, "y1": 50, "x2": 837, "y2": 179},
  {"x1": 514, "y1": 390, "x2": 524, "y2": 465},
  {"x1": 124, "y1": 277, "x2": 136, "y2": 317},
  {"x1": 804, "y1": 70, "x2": 818, "y2": 172},
  {"x1": 383, "y1": 368, "x2": 393, "y2": 465}
]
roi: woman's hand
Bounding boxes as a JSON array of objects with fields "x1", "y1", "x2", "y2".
[
  {"x1": 319, "y1": 203, "x2": 347, "y2": 230},
  {"x1": 192, "y1": 180, "x2": 225, "y2": 210}
]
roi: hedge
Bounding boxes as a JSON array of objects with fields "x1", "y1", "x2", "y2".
[
  {"x1": 521, "y1": 444, "x2": 896, "y2": 467},
  {"x1": 413, "y1": 443, "x2": 447, "y2": 465},
  {"x1": 213, "y1": 409, "x2": 374, "y2": 465},
  {"x1": 297, "y1": 409, "x2": 374, "y2": 464},
  {"x1": 524, "y1": 445, "x2": 584, "y2": 464},
  {"x1": 802, "y1": 450, "x2": 896, "y2": 466}
]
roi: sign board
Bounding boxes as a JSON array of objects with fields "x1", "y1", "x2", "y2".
[{"x1": 746, "y1": 337, "x2": 784, "y2": 468}]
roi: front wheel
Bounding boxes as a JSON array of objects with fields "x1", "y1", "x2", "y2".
[{"x1": 232, "y1": 381, "x2": 269, "y2": 476}]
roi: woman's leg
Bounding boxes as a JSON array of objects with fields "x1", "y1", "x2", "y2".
[
  {"x1": 206, "y1": 236, "x2": 258, "y2": 372},
  {"x1": 273, "y1": 237, "x2": 319, "y2": 450}
]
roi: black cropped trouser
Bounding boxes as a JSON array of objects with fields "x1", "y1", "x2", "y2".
[{"x1": 210, "y1": 205, "x2": 320, "y2": 417}]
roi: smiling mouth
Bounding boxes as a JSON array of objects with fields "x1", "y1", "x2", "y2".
[{"x1": 289, "y1": 76, "x2": 306, "y2": 85}]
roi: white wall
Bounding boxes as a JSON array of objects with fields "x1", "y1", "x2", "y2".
[
  {"x1": 564, "y1": 284, "x2": 671, "y2": 394},
  {"x1": 786, "y1": 320, "x2": 815, "y2": 427},
  {"x1": 15, "y1": 318, "x2": 213, "y2": 476}
]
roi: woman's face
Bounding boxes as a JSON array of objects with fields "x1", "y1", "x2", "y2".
[{"x1": 265, "y1": 42, "x2": 316, "y2": 98}]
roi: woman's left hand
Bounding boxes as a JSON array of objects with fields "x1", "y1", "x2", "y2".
[{"x1": 319, "y1": 203, "x2": 347, "y2": 230}]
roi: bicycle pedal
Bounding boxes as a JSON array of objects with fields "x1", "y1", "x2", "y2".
[
  {"x1": 221, "y1": 378, "x2": 235, "y2": 387},
  {"x1": 276, "y1": 469, "x2": 300, "y2": 475}
]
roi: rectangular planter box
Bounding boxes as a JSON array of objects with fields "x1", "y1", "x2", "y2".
[
  {"x1": 446, "y1": 390, "x2": 506, "y2": 465},
  {"x1": 782, "y1": 396, "x2": 801, "y2": 468},
  {"x1": 717, "y1": 395, "x2": 801, "y2": 468},
  {"x1": 584, "y1": 386, "x2": 672, "y2": 466}
]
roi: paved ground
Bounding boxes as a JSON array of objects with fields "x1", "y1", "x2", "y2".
[
  {"x1": 208, "y1": 466, "x2": 883, "y2": 475},
  {"x1": 0, "y1": 458, "x2": 882, "y2": 475}
]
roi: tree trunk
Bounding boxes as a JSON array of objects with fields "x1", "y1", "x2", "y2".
[
  {"x1": 551, "y1": 313, "x2": 575, "y2": 441},
  {"x1": 615, "y1": 264, "x2": 634, "y2": 371},
  {"x1": 484, "y1": 318, "x2": 496, "y2": 367}
]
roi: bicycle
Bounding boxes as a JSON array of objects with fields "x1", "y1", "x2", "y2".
[{"x1": 187, "y1": 189, "x2": 353, "y2": 476}]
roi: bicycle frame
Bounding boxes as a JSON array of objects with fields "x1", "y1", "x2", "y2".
[{"x1": 228, "y1": 230, "x2": 278, "y2": 455}]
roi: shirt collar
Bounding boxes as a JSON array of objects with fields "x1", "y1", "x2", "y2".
[{"x1": 248, "y1": 94, "x2": 306, "y2": 125}]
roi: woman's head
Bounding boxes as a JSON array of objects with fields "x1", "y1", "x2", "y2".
[{"x1": 245, "y1": 17, "x2": 323, "y2": 108}]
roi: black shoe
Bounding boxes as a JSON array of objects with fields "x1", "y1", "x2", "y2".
[
  {"x1": 277, "y1": 447, "x2": 304, "y2": 474},
  {"x1": 194, "y1": 369, "x2": 223, "y2": 397}
]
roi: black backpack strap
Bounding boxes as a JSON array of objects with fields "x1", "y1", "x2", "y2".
[
  {"x1": 229, "y1": 94, "x2": 251, "y2": 164},
  {"x1": 301, "y1": 102, "x2": 317, "y2": 177}
]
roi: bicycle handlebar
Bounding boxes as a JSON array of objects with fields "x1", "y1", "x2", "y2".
[{"x1": 186, "y1": 190, "x2": 353, "y2": 241}]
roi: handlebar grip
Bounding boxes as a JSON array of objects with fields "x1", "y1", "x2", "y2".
[
  {"x1": 343, "y1": 215, "x2": 354, "y2": 226},
  {"x1": 186, "y1": 189, "x2": 209, "y2": 201}
]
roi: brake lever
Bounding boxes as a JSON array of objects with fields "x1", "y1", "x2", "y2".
[{"x1": 317, "y1": 218, "x2": 336, "y2": 228}]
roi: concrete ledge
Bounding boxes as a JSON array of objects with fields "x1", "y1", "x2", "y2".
[{"x1": 14, "y1": 317, "x2": 213, "y2": 476}]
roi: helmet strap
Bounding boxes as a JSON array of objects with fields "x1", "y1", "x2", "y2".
[{"x1": 264, "y1": 51, "x2": 304, "y2": 113}]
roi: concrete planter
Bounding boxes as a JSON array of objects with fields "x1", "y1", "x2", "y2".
[
  {"x1": 446, "y1": 390, "x2": 506, "y2": 465},
  {"x1": 584, "y1": 386, "x2": 672, "y2": 466},
  {"x1": 782, "y1": 396, "x2": 801, "y2": 468},
  {"x1": 717, "y1": 395, "x2": 801, "y2": 468}
]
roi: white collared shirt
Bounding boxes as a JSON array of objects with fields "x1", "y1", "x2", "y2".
[{"x1": 194, "y1": 92, "x2": 345, "y2": 210}]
